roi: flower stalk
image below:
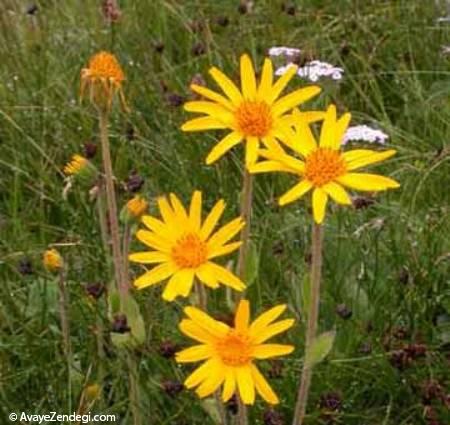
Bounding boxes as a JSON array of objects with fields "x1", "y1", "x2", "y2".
[
  {"x1": 292, "y1": 222, "x2": 323, "y2": 425},
  {"x1": 57, "y1": 266, "x2": 72, "y2": 360},
  {"x1": 98, "y1": 110, "x2": 127, "y2": 299}
]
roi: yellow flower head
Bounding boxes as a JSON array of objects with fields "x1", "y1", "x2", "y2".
[
  {"x1": 129, "y1": 191, "x2": 245, "y2": 301},
  {"x1": 43, "y1": 248, "x2": 63, "y2": 272},
  {"x1": 250, "y1": 105, "x2": 400, "y2": 223},
  {"x1": 181, "y1": 54, "x2": 321, "y2": 168},
  {"x1": 176, "y1": 300, "x2": 294, "y2": 405},
  {"x1": 63, "y1": 154, "x2": 88, "y2": 176},
  {"x1": 80, "y1": 51, "x2": 127, "y2": 111},
  {"x1": 126, "y1": 195, "x2": 149, "y2": 219}
]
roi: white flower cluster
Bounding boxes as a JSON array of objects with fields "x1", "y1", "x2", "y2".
[
  {"x1": 436, "y1": 16, "x2": 450, "y2": 23},
  {"x1": 275, "y1": 60, "x2": 344, "y2": 82},
  {"x1": 268, "y1": 46, "x2": 301, "y2": 58},
  {"x1": 342, "y1": 125, "x2": 389, "y2": 145}
]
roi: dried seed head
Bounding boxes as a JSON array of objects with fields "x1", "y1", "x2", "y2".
[
  {"x1": 336, "y1": 303, "x2": 352, "y2": 320},
  {"x1": 191, "y1": 41, "x2": 206, "y2": 57},
  {"x1": 18, "y1": 257, "x2": 33, "y2": 275},
  {"x1": 111, "y1": 314, "x2": 130, "y2": 334},
  {"x1": 166, "y1": 92, "x2": 185, "y2": 107},
  {"x1": 215, "y1": 16, "x2": 230, "y2": 27},
  {"x1": 159, "y1": 340, "x2": 179, "y2": 359},
  {"x1": 161, "y1": 380, "x2": 184, "y2": 397},
  {"x1": 319, "y1": 391, "x2": 342, "y2": 411},
  {"x1": 85, "y1": 282, "x2": 105, "y2": 300},
  {"x1": 263, "y1": 408, "x2": 285, "y2": 425},
  {"x1": 83, "y1": 141, "x2": 97, "y2": 159},
  {"x1": 126, "y1": 172, "x2": 144, "y2": 193}
]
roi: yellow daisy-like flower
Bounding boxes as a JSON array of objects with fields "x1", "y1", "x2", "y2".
[
  {"x1": 181, "y1": 54, "x2": 321, "y2": 167},
  {"x1": 80, "y1": 51, "x2": 127, "y2": 111},
  {"x1": 63, "y1": 154, "x2": 88, "y2": 176},
  {"x1": 176, "y1": 300, "x2": 294, "y2": 405},
  {"x1": 129, "y1": 191, "x2": 245, "y2": 301},
  {"x1": 250, "y1": 105, "x2": 400, "y2": 223},
  {"x1": 126, "y1": 195, "x2": 149, "y2": 219},
  {"x1": 43, "y1": 248, "x2": 63, "y2": 272}
]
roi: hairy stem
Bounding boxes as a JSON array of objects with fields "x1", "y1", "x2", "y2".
[
  {"x1": 99, "y1": 111, "x2": 127, "y2": 298},
  {"x1": 57, "y1": 267, "x2": 71, "y2": 360},
  {"x1": 127, "y1": 352, "x2": 143, "y2": 425},
  {"x1": 292, "y1": 223, "x2": 323, "y2": 425}
]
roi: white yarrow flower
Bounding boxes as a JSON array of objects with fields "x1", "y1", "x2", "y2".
[
  {"x1": 275, "y1": 60, "x2": 344, "y2": 82},
  {"x1": 268, "y1": 46, "x2": 301, "y2": 58},
  {"x1": 342, "y1": 125, "x2": 389, "y2": 145}
]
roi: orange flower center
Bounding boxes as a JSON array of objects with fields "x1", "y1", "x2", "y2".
[
  {"x1": 171, "y1": 233, "x2": 207, "y2": 269},
  {"x1": 235, "y1": 101, "x2": 273, "y2": 137},
  {"x1": 305, "y1": 148, "x2": 346, "y2": 187},
  {"x1": 215, "y1": 330, "x2": 252, "y2": 366},
  {"x1": 84, "y1": 51, "x2": 125, "y2": 83}
]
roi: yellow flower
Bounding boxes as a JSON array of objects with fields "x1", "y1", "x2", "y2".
[
  {"x1": 129, "y1": 191, "x2": 245, "y2": 301},
  {"x1": 176, "y1": 300, "x2": 294, "y2": 405},
  {"x1": 181, "y1": 54, "x2": 321, "y2": 167},
  {"x1": 250, "y1": 105, "x2": 400, "y2": 223},
  {"x1": 126, "y1": 195, "x2": 148, "y2": 219},
  {"x1": 63, "y1": 154, "x2": 88, "y2": 176},
  {"x1": 43, "y1": 248, "x2": 63, "y2": 272},
  {"x1": 80, "y1": 51, "x2": 127, "y2": 111}
]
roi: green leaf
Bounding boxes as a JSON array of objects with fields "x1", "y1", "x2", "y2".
[
  {"x1": 27, "y1": 277, "x2": 59, "y2": 318},
  {"x1": 244, "y1": 240, "x2": 259, "y2": 286},
  {"x1": 304, "y1": 330, "x2": 336, "y2": 368},
  {"x1": 110, "y1": 293, "x2": 146, "y2": 349}
]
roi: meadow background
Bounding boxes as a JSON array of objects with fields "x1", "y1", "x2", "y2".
[{"x1": 0, "y1": 0, "x2": 449, "y2": 424}]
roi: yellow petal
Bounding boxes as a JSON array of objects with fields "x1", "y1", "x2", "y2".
[
  {"x1": 209, "y1": 66, "x2": 243, "y2": 106},
  {"x1": 343, "y1": 149, "x2": 397, "y2": 171},
  {"x1": 203, "y1": 262, "x2": 246, "y2": 291},
  {"x1": 189, "y1": 84, "x2": 234, "y2": 110},
  {"x1": 189, "y1": 190, "x2": 202, "y2": 232},
  {"x1": 169, "y1": 193, "x2": 189, "y2": 223},
  {"x1": 261, "y1": 148, "x2": 305, "y2": 173},
  {"x1": 290, "y1": 109, "x2": 318, "y2": 156},
  {"x1": 184, "y1": 358, "x2": 217, "y2": 388},
  {"x1": 322, "y1": 182, "x2": 352, "y2": 205},
  {"x1": 279, "y1": 180, "x2": 313, "y2": 206},
  {"x1": 206, "y1": 131, "x2": 242, "y2": 165},
  {"x1": 251, "y1": 319, "x2": 295, "y2": 344},
  {"x1": 141, "y1": 215, "x2": 175, "y2": 240},
  {"x1": 245, "y1": 136, "x2": 259, "y2": 167},
  {"x1": 133, "y1": 262, "x2": 177, "y2": 289},
  {"x1": 337, "y1": 173, "x2": 400, "y2": 191},
  {"x1": 179, "y1": 319, "x2": 215, "y2": 344},
  {"x1": 181, "y1": 116, "x2": 228, "y2": 132},
  {"x1": 195, "y1": 362, "x2": 226, "y2": 398},
  {"x1": 300, "y1": 110, "x2": 326, "y2": 123},
  {"x1": 250, "y1": 305, "x2": 287, "y2": 335},
  {"x1": 207, "y1": 217, "x2": 244, "y2": 251},
  {"x1": 236, "y1": 366, "x2": 255, "y2": 405},
  {"x1": 267, "y1": 64, "x2": 298, "y2": 104},
  {"x1": 250, "y1": 364, "x2": 279, "y2": 404},
  {"x1": 312, "y1": 188, "x2": 328, "y2": 224},
  {"x1": 249, "y1": 160, "x2": 298, "y2": 175},
  {"x1": 240, "y1": 54, "x2": 257, "y2": 100},
  {"x1": 222, "y1": 367, "x2": 236, "y2": 402},
  {"x1": 331, "y1": 112, "x2": 351, "y2": 149},
  {"x1": 207, "y1": 241, "x2": 242, "y2": 260},
  {"x1": 157, "y1": 196, "x2": 176, "y2": 227},
  {"x1": 184, "y1": 100, "x2": 232, "y2": 121},
  {"x1": 235, "y1": 300, "x2": 250, "y2": 332},
  {"x1": 176, "y1": 344, "x2": 213, "y2": 363},
  {"x1": 272, "y1": 86, "x2": 321, "y2": 117},
  {"x1": 128, "y1": 251, "x2": 169, "y2": 264},
  {"x1": 200, "y1": 199, "x2": 226, "y2": 240},
  {"x1": 184, "y1": 306, "x2": 230, "y2": 337},
  {"x1": 136, "y1": 229, "x2": 171, "y2": 252},
  {"x1": 257, "y1": 58, "x2": 273, "y2": 99},
  {"x1": 252, "y1": 344, "x2": 295, "y2": 359},
  {"x1": 319, "y1": 105, "x2": 337, "y2": 149},
  {"x1": 196, "y1": 264, "x2": 220, "y2": 289},
  {"x1": 162, "y1": 268, "x2": 195, "y2": 301}
]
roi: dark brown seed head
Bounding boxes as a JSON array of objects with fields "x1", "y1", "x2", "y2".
[
  {"x1": 215, "y1": 16, "x2": 230, "y2": 27},
  {"x1": 226, "y1": 394, "x2": 238, "y2": 415},
  {"x1": 166, "y1": 92, "x2": 185, "y2": 107},
  {"x1": 421, "y1": 380, "x2": 444, "y2": 405},
  {"x1": 83, "y1": 141, "x2": 97, "y2": 159},
  {"x1": 159, "y1": 340, "x2": 179, "y2": 359},
  {"x1": 358, "y1": 341, "x2": 372, "y2": 355},
  {"x1": 111, "y1": 314, "x2": 131, "y2": 334},
  {"x1": 319, "y1": 391, "x2": 342, "y2": 411},
  {"x1": 336, "y1": 303, "x2": 352, "y2": 320},
  {"x1": 154, "y1": 41, "x2": 165, "y2": 54},
  {"x1": 352, "y1": 196, "x2": 375, "y2": 209},
  {"x1": 191, "y1": 42, "x2": 206, "y2": 57},
  {"x1": 26, "y1": 4, "x2": 38, "y2": 15},
  {"x1": 267, "y1": 359, "x2": 284, "y2": 379},
  {"x1": 161, "y1": 380, "x2": 184, "y2": 397},
  {"x1": 263, "y1": 408, "x2": 285, "y2": 425},
  {"x1": 85, "y1": 282, "x2": 105, "y2": 300},
  {"x1": 126, "y1": 172, "x2": 144, "y2": 193},
  {"x1": 18, "y1": 257, "x2": 33, "y2": 275}
]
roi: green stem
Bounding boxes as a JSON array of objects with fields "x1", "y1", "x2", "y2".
[
  {"x1": 57, "y1": 267, "x2": 71, "y2": 360},
  {"x1": 127, "y1": 352, "x2": 143, "y2": 425},
  {"x1": 122, "y1": 222, "x2": 131, "y2": 289},
  {"x1": 292, "y1": 223, "x2": 323, "y2": 425},
  {"x1": 99, "y1": 111, "x2": 127, "y2": 299}
]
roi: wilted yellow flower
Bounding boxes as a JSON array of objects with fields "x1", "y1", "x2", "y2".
[
  {"x1": 63, "y1": 154, "x2": 88, "y2": 176},
  {"x1": 126, "y1": 195, "x2": 148, "y2": 219},
  {"x1": 80, "y1": 51, "x2": 127, "y2": 111},
  {"x1": 250, "y1": 105, "x2": 400, "y2": 223},
  {"x1": 129, "y1": 191, "x2": 245, "y2": 301},
  {"x1": 176, "y1": 300, "x2": 294, "y2": 405},
  {"x1": 43, "y1": 248, "x2": 63, "y2": 272},
  {"x1": 181, "y1": 54, "x2": 321, "y2": 167}
]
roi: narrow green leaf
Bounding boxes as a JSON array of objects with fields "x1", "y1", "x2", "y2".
[
  {"x1": 305, "y1": 330, "x2": 336, "y2": 368},
  {"x1": 244, "y1": 240, "x2": 259, "y2": 286}
]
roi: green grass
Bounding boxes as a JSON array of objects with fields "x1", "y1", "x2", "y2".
[{"x1": 1, "y1": 0, "x2": 449, "y2": 424}]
